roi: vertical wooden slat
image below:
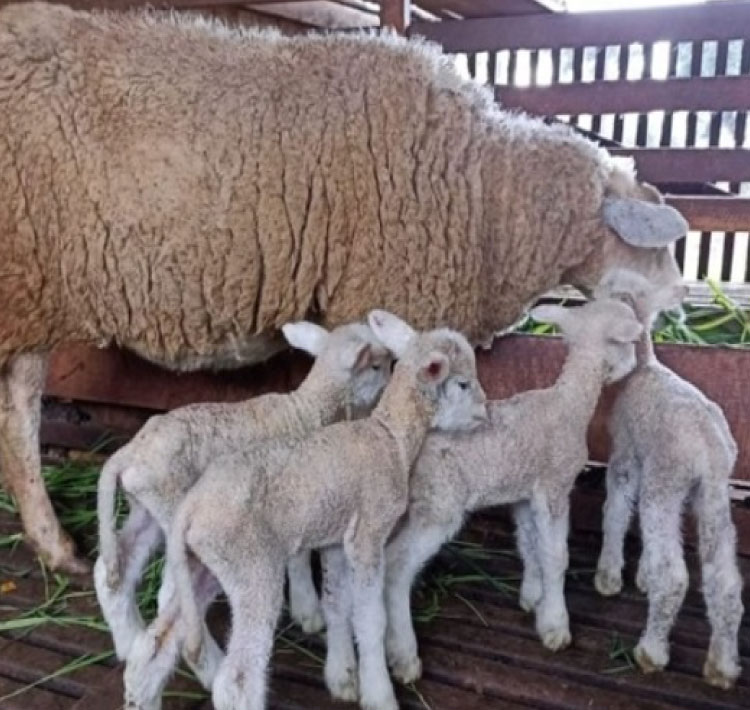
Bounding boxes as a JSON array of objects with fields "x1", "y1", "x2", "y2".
[
  {"x1": 380, "y1": 0, "x2": 409, "y2": 33},
  {"x1": 590, "y1": 46, "x2": 606, "y2": 135},
  {"x1": 571, "y1": 46, "x2": 584, "y2": 127},
  {"x1": 488, "y1": 50, "x2": 498, "y2": 86},
  {"x1": 467, "y1": 52, "x2": 477, "y2": 80},
  {"x1": 529, "y1": 48, "x2": 539, "y2": 87}
]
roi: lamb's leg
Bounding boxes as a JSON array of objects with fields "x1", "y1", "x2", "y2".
[
  {"x1": 212, "y1": 555, "x2": 284, "y2": 710},
  {"x1": 531, "y1": 495, "x2": 571, "y2": 652},
  {"x1": 595, "y1": 455, "x2": 638, "y2": 597},
  {"x1": 321, "y1": 546, "x2": 358, "y2": 702},
  {"x1": 695, "y1": 483, "x2": 743, "y2": 689},
  {"x1": 287, "y1": 550, "x2": 325, "y2": 633},
  {"x1": 123, "y1": 561, "x2": 223, "y2": 709},
  {"x1": 94, "y1": 502, "x2": 163, "y2": 660},
  {"x1": 385, "y1": 516, "x2": 459, "y2": 683},
  {"x1": 634, "y1": 498, "x2": 687, "y2": 674},
  {"x1": 0, "y1": 353, "x2": 88, "y2": 574},
  {"x1": 345, "y1": 534, "x2": 397, "y2": 710},
  {"x1": 513, "y1": 500, "x2": 543, "y2": 612}
]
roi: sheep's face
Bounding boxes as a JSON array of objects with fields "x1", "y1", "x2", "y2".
[
  {"x1": 530, "y1": 299, "x2": 642, "y2": 385},
  {"x1": 568, "y1": 174, "x2": 685, "y2": 297},
  {"x1": 346, "y1": 340, "x2": 393, "y2": 409}
]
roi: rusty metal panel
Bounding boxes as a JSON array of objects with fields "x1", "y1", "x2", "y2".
[
  {"x1": 415, "y1": 0, "x2": 563, "y2": 18},
  {"x1": 477, "y1": 335, "x2": 750, "y2": 481},
  {"x1": 409, "y1": 0, "x2": 750, "y2": 52},
  {"x1": 495, "y1": 76, "x2": 750, "y2": 119}
]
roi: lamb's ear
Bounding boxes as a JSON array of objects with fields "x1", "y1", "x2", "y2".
[
  {"x1": 603, "y1": 197, "x2": 688, "y2": 247},
  {"x1": 651, "y1": 282, "x2": 688, "y2": 313},
  {"x1": 608, "y1": 319, "x2": 643, "y2": 344},
  {"x1": 529, "y1": 304, "x2": 570, "y2": 329},
  {"x1": 368, "y1": 310, "x2": 416, "y2": 358},
  {"x1": 281, "y1": 321, "x2": 329, "y2": 356},
  {"x1": 417, "y1": 351, "x2": 450, "y2": 386},
  {"x1": 345, "y1": 343, "x2": 373, "y2": 371}
]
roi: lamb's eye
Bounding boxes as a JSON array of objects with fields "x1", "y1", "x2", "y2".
[
  {"x1": 457, "y1": 380, "x2": 469, "y2": 391},
  {"x1": 371, "y1": 363, "x2": 381, "y2": 371}
]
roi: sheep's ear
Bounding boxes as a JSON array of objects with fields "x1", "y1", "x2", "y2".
[
  {"x1": 651, "y1": 283, "x2": 688, "y2": 313},
  {"x1": 529, "y1": 304, "x2": 569, "y2": 329},
  {"x1": 281, "y1": 321, "x2": 329, "y2": 356},
  {"x1": 608, "y1": 320, "x2": 643, "y2": 344},
  {"x1": 594, "y1": 267, "x2": 650, "y2": 301},
  {"x1": 346, "y1": 343, "x2": 373, "y2": 371},
  {"x1": 417, "y1": 351, "x2": 450, "y2": 385},
  {"x1": 368, "y1": 310, "x2": 416, "y2": 358},
  {"x1": 603, "y1": 198, "x2": 688, "y2": 248}
]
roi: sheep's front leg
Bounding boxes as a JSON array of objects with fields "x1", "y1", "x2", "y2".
[
  {"x1": 385, "y1": 516, "x2": 459, "y2": 684},
  {"x1": 345, "y1": 535, "x2": 397, "y2": 710},
  {"x1": 287, "y1": 550, "x2": 325, "y2": 633},
  {"x1": 513, "y1": 501, "x2": 543, "y2": 612},
  {"x1": 321, "y1": 546, "x2": 358, "y2": 702},
  {"x1": 0, "y1": 353, "x2": 88, "y2": 574},
  {"x1": 595, "y1": 455, "x2": 639, "y2": 597},
  {"x1": 634, "y1": 497, "x2": 687, "y2": 674},
  {"x1": 531, "y1": 495, "x2": 571, "y2": 652}
]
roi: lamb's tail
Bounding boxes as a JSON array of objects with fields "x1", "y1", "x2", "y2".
[
  {"x1": 97, "y1": 456, "x2": 125, "y2": 588},
  {"x1": 167, "y1": 499, "x2": 203, "y2": 663}
]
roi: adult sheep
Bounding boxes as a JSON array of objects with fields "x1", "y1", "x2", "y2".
[{"x1": 0, "y1": 2, "x2": 686, "y2": 573}]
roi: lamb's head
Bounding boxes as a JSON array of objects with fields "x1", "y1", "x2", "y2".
[
  {"x1": 368, "y1": 310, "x2": 488, "y2": 432},
  {"x1": 595, "y1": 267, "x2": 688, "y2": 327},
  {"x1": 530, "y1": 299, "x2": 643, "y2": 384},
  {"x1": 281, "y1": 320, "x2": 392, "y2": 410},
  {"x1": 568, "y1": 158, "x2": 686, "y2": 296}
]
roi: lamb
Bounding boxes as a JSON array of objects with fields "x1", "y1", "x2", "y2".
[
  {"x1": 94, "y1": 320, "x2": 392, "y2": 662},
  {"x1": 125, "y1": 311, "x2": 488, "y2": 710},
  {"x1": 593, "y1": 270, "x2": 744, "y2": 690},
  {"x1": 0, "y1": 2, "x2": 688, "y2": 572},
  {"x1": 373, "y1": 298, "x2": 642, "y2": 687}
]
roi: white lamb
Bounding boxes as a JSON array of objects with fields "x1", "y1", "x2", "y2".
[
  {"x1": 130, "y1": 311, "x2": 488, "y2": 710},
  {"x1": 594, "y1": 269, "x2": 744, "y2": 690},
  {"x1": 372, "y1": 297, "x2": 642, "y2": 687},
  {"x1": 95, "y1": 319, "x2": 392, "y2": 661}
]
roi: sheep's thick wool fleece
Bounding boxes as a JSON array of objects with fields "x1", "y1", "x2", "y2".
[{"x1": 0, "y1": 3, "x2": 609, "y2": 368}]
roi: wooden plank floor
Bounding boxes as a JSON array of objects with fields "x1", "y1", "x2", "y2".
[{"x1": 0, "y1": 496, "x2": 748, "y2": 710}]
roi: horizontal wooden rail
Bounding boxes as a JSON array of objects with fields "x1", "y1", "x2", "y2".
[
  {"x1": 496, "y1": 76, "x2": 750, "y2": 118},
  {"x1": 410, "y1": 0, "x2": 750, "y2": 53},
  {"x1": 665, "y1": 196, "x2": 750, "y2": 233},
  {"x1": 608, "y1": 148, "x2": 750, "y2": 185}
]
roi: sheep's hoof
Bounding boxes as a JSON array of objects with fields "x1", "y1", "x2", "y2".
[
  {"x1": 360, "y1": 692, "x2": 399, "y2": 710},
  {"x1": 540, "y1": 626, "x2": 572, "y2": 652},
  {"x1": 296, "y1": 607, "x2": 325, "y2": 635},
  {"x1": 40, "y1": 545, "x2": 92, "y2": 577},
  {"x1": 634, "y1": 641, "x2": 667, "y2": 674},
  {"x1": 703, "y1": 655, "x2": 740, "y2": 690},
  {"x1": 594, "y1": 569, "x2": 622, "y2": 597},
  {"x1": 325, "y1": 664, "x2": 359, "y2": 702},
  {"x1": 519, "y1": 587, "x2": 542, "y2": 612},
  {"x1": 391, "y1": 655, "x2": 422, "y2": 685}
]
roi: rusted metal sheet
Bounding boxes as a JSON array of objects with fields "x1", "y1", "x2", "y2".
[
  {"x1": 608, "y1": 149, "x2": 750, "y2": 186},
  {"x1": 409, "y1": 0, "x2": 750, "y2": 53},
  {"x1": 665, "y1": 196, "x2": 750, "y2": 234},
  {"x1": 476, "y1": 335, "x2": 750, "y2": 482},
  {"x1": 495, "y1": 76, "x2": 750, "y2": 119}
]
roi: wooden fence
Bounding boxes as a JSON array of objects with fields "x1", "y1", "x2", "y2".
[{"x1": 411, "y1": 0, "x2": 750, "y2": 285}]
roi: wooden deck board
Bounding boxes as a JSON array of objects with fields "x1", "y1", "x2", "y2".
[{"x1": 0, "y1": 505, "x2": 748, "y2": 710}]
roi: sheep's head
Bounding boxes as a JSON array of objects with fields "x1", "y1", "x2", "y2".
[
  {"x1": 567, "y1": 159, "x2": 686, "y2": 297},
  {"x1": 368, "y1": 310, "x2": 488, "y2": 432},
  {"x1": 282, "y1": 320, "x2": 392, "y2": 411},
  {"x1": 530, "y1": 299, "x2": 642, "y2": 384}
]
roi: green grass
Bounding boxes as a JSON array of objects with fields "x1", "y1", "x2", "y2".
[{"x1": 519, "y1": 279, "x2": 750, "y2": 346}]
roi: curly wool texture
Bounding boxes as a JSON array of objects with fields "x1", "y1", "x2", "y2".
[{"x1": 1, "y1": 2, "x2": 639, "y2": 370}]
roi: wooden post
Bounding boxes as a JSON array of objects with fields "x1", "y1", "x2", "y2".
[{"x1": 380, "y1": 0, "x2": 410, "y2": 34}]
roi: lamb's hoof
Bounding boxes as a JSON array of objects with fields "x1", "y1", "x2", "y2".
[
  {"x1": 519, "y1": 590, "x2": 541, "y2": 613},
  {"x1": 634, "y1": 641, "x2": 668, "y2": 674},
  {"x1": 540, "y1": 626, "x2": 572, "y2": 652},
  {"x1": 635, "y1": 567, "x2": 649, "y2": 595},
  {"x1": 391, "y1": 655, "x2": 422, "y2": 685},
  {"x1": 703, "y1": 655, "x2": 740, "y2": 690},
  {"x1": 325, "y1": 666, "x2": 359, "y2": 702},
  {"x1": 594, "y1": 569, "x2": 622, "y2": 597},
  {"x1": 296, "y1": 607, "x2": 325, "y2": 635},
  {"x1": 40, "y1": 544, "x2": 92, "y2": 577}
]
